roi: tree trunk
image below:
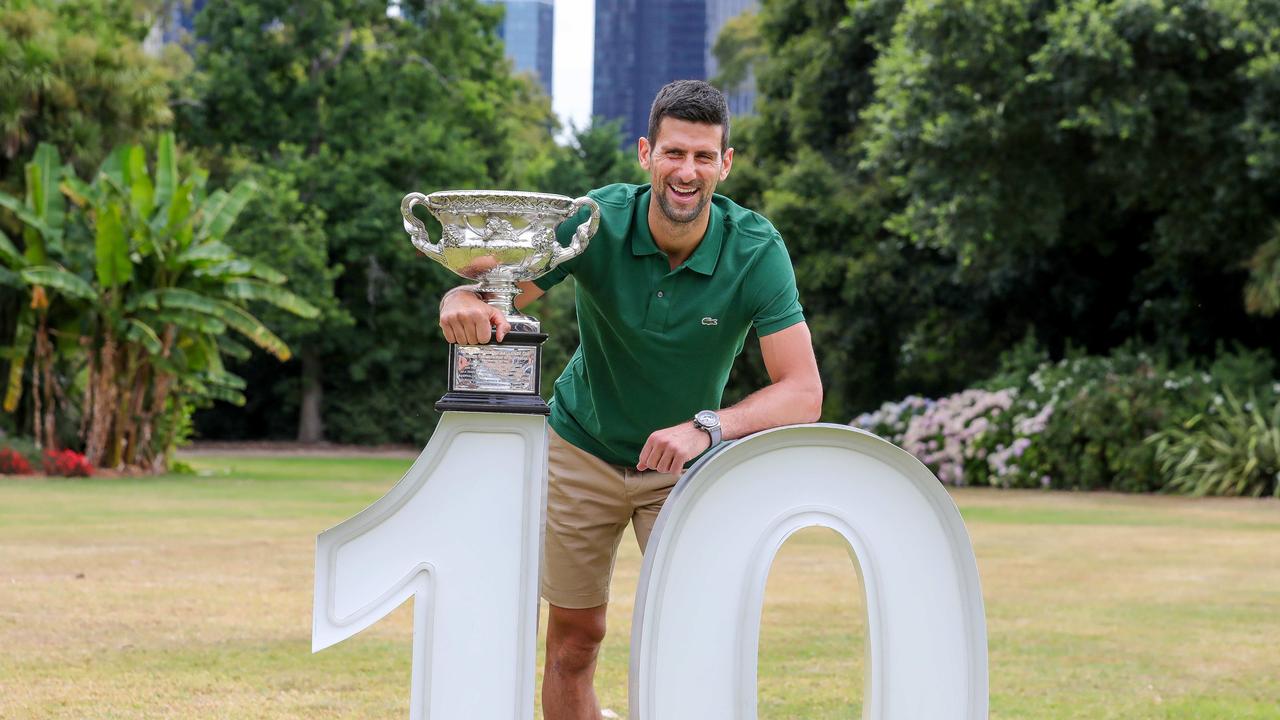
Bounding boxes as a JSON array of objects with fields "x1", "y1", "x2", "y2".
[{"x1": 296, "y1": 345, "x2": 325, "y2": 443}]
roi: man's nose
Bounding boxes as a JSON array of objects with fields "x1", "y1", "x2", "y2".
[{"x1": 675, "y1": 157, "x2": 697, "y2": 182}]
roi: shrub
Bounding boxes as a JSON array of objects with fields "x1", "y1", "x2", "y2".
[
  {"x1": 0, "y1": 448, "x2": 33, "y2": 475},
  {"x1": 1149, "y1": 390, "x2": 1280, "y2": 498},
  {"x1": 994, "y1": 353, "x2": 1212, "y2": 491},
  {"x1": 41, "y1": 449, "x2": 94, "y2": 477},
  {"x1": 899, "y1": 389, "x2": 1016, "y2": 486},
  {"x1": 853, "y1": 347, "x2": 1279, "y2": 494}
]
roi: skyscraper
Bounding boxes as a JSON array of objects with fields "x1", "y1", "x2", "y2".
[
  {"x1": 594, "y1": 0, "x2": 759, "y2": 145},
  {"x1": 705, "y1": 0, "x2": 757, "y2": 118},
  {"x1": 593, "y1": 0, "x2": 707, "y2": 143},
  {"x1": 486, "y1": 0, "x2": 555, "y2": 97}
]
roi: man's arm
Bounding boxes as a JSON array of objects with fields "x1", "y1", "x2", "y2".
[
  {"x1": 636, "y1": 321, "x2": 823, "y2": 473},
  {"x1": 439, "y1": 280, "x2": 544, "y2": 344}
]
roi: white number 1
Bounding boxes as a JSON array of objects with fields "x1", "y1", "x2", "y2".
[{"x1": 312, "y1": 413, "x2": 546, "y2": 720}]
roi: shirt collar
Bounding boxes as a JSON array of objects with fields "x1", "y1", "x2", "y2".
[{"x1": 631, "y1": 185, "x2": 725, "y2": 276}]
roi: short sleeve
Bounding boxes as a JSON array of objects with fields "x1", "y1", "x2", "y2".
[
  {"x1": 533, "y1": 203, "x2": 593, "y2": 291},
  {"x1": 748, "y1": 237, "x2": 805, "y2": 337}
]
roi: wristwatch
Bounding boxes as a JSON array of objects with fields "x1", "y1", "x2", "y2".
[{"x1": 692, "y1": 410, "x2": 722, "y2": 446}]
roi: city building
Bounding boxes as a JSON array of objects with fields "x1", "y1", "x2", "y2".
[
  {"x1": 593, "y1": 0, "x2": 758, "y2": 145},
  {"x1": 705, "y1": 0, "x2": 757, "y2": 118},
  {"x1": 485, "y1": 0, "x2": 555, "y2": 97},
  {"x1": 593, "y1": 0, "x2": 707, "y2": 144}
]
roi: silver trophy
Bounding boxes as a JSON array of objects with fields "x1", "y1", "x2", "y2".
[{"x1": 402, "y1": 189, "x2": 600, "y2": 414}]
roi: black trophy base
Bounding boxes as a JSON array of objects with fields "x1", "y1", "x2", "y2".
[
  {"x1": 435, "y1": 391, "x2": 550, "y2": 415},
  {"x1": 435, "y1": 330, "x2": 550, "y2": 415}
]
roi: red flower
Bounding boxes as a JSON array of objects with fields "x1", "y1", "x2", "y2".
[
  {"x1": 0, "y1": 448, "x2": 33, "y2": 475},
  {"x1": 41, "y1": 449, "x2": 93, "y2": 477}
]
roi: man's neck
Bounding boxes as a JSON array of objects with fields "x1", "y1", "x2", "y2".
[{"x1": 648, "y1": 201, "x2": 710, "y2": 270}]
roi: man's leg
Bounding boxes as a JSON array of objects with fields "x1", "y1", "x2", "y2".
[
  {"x1": 542, "y1": 602, "x2": 608, "y2": 720},
  {"x1": 542, "y1": 429, "x2": 630, "y2": 719}
]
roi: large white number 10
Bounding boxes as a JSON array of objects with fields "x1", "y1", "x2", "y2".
[{"x1": 313, "y1": 415, "x2": 988, "y2": 720}]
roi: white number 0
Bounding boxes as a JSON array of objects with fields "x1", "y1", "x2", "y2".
[{"x1": 313, "y1": 415, "x2": 988, "y2": 720}]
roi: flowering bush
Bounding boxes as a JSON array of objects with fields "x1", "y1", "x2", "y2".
[
  {"x1": 0, "y1": 447, "x2": 33, "y2": 475},
  {"x1": 41, "y1": 449, "x2": 94, "y2": 477},
  {"x1": 852, "y1": 348, "x2": 1278, "y2": 494},
  {"x1": 853, "y1": 395, "x2": 933, "y2": 440},
  {"x1": 902, "y1": 389, "x2": 1015, "y2": 485}
]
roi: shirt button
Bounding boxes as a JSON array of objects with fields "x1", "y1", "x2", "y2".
[{"x1": 656, "y1": 291, "x2": 664, "y2": 298}]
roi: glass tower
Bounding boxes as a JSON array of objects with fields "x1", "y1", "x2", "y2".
[
  {"x1": 593, "y1": 0, "x2": 708, "y2": 144},
  {"x1": 487, "y1": 0, "x2": 555, "y2": 97}
]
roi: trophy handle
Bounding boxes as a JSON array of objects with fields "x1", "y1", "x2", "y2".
[
  {"x1": 402, "y1": 192, "x2": 445, "y2": 261},
  {"x1": 551, "y1": 196, "x2": 600, "y2": 268}
]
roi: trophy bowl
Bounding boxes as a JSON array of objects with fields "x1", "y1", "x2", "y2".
[
  {"x1": 402, "y1": 189, "x2": 600, "y2": 331},
  {"x1": 402, "y1": 189, "x2": 600, "y2": 415}
]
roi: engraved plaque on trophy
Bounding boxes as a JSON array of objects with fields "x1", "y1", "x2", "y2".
[{"x1": 402, "y1": 190, "x2": 599, "y2": 414}]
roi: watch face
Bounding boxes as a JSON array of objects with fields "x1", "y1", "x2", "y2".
[{"x1": 695, "y1": 410, "x2": 719, "y2": 428}]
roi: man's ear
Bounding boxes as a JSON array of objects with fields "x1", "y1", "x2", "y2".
[
  {"x1": 638, "y1": 136, "x2": 652, "y2": 171},
  {"x1": 720, "y1": 147, "x2": 734, "y2": 181}
]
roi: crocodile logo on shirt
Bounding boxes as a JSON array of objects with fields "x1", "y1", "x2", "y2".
[{"x1": 701, "y1": 317, "x2": 719, "y2": 326}]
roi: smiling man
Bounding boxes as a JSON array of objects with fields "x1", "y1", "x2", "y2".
[{"x1": 437, "y1": 80, "x2": 822, "y2": 720}]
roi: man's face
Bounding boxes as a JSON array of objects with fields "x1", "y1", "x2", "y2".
[{"x1": 639, "y1": 118, "x2": 734, "y2": 225}]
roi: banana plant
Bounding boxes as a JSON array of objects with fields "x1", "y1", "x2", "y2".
[
  {"x1": 0, "y1": 143, "x2": 70, "y2": 449},
  {"x1": 1, "y1": 133, "x2": 319, "y2": 469}
]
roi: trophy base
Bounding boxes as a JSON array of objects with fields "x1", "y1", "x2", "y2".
[
  {"x1": 435, "y1": 391, "x2": 549, "y2": 415},
  {"x1": 436, "y1": 331, "x2": 550, "y2": 415}
]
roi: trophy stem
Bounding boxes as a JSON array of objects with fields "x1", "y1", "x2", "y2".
[
  {"x1": 479, "y1": 281, "x2": 540, "y2": 332},
  {"x1": 478, "y1": 282, "x2": 519, "y2": 316}
]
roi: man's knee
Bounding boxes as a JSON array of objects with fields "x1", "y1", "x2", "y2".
[{"x1": 546, "y1": 604, "x2": 607, "y2": 674}]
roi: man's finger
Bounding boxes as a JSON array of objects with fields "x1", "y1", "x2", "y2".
[
  {"x1": 491, "y1": 308, "x2": 511, "y2": 343},
  {"x1": 637, "y1": 437, "x2": 656, "y2": 471},
  {"x1": 655, "y1": 447, "x2": 676, "y2": 474},
  {"x1": 475, "y1": 316, "x2": 492, "y2": 344},
  {"x1": 463, "y1": 320, "x2": 480, "y2": 346},
  {"x1": 441, "y1": 320, "x2": 456, "y2": 345}
]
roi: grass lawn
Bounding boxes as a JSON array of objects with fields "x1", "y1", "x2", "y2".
[{"x1": 1, "y1": 453, "x2": 1277, "y2": 719}]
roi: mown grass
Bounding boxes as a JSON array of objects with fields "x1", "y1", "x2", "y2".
[{"x1": 1, "y1": 454, "x2": 1277, "y2": 719}]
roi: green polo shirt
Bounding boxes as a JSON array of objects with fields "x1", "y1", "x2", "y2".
[{"x1": 534, "y1": 183, "x2": 804, "y2": 466}]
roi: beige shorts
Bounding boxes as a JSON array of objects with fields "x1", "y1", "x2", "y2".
[{"x1": 542, "y1": 427, "x2": 680, "y2": 609}]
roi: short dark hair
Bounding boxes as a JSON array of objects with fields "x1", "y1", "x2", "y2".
[{"x1": 647, "y1": 80, "x2": 731, "y2": 153}]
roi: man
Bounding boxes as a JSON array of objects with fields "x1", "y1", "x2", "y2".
[{"x1": 438, "y1": 80, "x2": 822, "y2": 720}]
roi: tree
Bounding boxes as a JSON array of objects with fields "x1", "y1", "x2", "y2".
[
  {"x1": 0, "y1": 144, "x2": 68, "y2": 449},
  {"x1": 542, "y1": 117, "x2": 647, "y2": 198},
  {"x1": 721, "y1": 0, "x2": 1280, "y2": 420},
  {"x1": 180, "y1": 0, "x2": 565, "y2": 444},
  {"x1": 1, "y1": 0, "x2": 183, "y2": 424},
  {"x1": 0, "y1": 134, "x2": 317, "y2": 469},
  {"x1": 0, "y1": 0, "x2": 179, "y2": 189}
]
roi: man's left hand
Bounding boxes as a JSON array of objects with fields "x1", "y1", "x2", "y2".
[{"x1": 636, "y1": 422, "x2": 712, "y2": 474}]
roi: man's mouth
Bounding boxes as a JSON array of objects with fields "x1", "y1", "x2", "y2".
[{"x1": 668, "y1": 183, "x2": 699, "y2": 201}]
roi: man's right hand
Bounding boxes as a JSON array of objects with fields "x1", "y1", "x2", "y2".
[{"x1": 439, "y1": 288, "x2": 511, "y2": 345}]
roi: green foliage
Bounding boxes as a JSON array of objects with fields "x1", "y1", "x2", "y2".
[
  {"x1": 711, "y1": 9, "x2": 763, "y2": 94},
  {"x1": 0, "y1": 136, "x2": 315, "y2": 468},
  {"x1": 733, "y1": 0, "x2": 1280, "y2": 422},
  {"x1": 541, "y1": 118, "x2": 646, "y2": 198},
  {"x1": 180, "y1": 0, "x2": 565, "y2": 444},
  {"x1": 1150, "y1": 390, "x2": 1280, "y2": 498},
  {"x1": 0, "y1": 0, "x2": 180, "y2": 190},
  {"x1": 858, "y1": 346, "x2": 1279, "y2": 494},
  {"x1": 1245, "y1": 227, "x2": 1280, "y2": 316}
]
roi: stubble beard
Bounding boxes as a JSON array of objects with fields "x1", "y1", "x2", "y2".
[{"x1": 654, "y1": 178, "x2": 711, "y2": 225}]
